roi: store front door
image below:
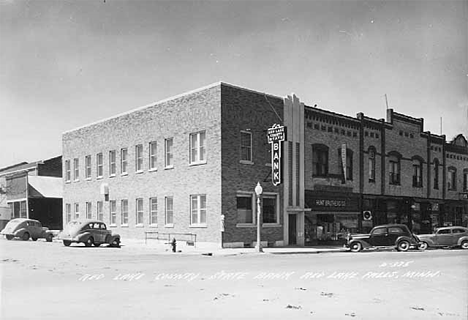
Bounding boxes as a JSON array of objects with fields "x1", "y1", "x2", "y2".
[{"x1": 288, "y1": 214, "x2": 297, "y2": 245}]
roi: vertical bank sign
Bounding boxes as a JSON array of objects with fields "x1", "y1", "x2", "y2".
[{"x1": 267, "y1": 124, "x2": 286, "y2": 186}]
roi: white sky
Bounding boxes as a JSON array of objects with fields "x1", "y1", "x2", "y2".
[{"x1": 0, "y1": 0, "x2": 467, "y2": 168}]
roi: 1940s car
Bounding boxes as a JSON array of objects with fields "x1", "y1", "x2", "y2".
[
  {"x1": 0, "y1": 218, "x2": 54, "y2": 242},
  {"x1": 346, "y1": 224, "x2": 423, "y2": 252},
  {"x1": 417, "y1": 226, "x2": 468, "y2": 250},
  {"x1": 58, "y1": 220, "x2": 120, "y2": 247}
]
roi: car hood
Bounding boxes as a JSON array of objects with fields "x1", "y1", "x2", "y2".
[
  {"x1": 349, "y1": 233, "x2": 370, "y2": 240},
  {"x1": 417, "y1": 233, "x2": 434, "y2": 238}
]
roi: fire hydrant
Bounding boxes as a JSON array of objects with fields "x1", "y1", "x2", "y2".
[{"x1": 171, "y1": 238, "x2": 177, "y2": 253}]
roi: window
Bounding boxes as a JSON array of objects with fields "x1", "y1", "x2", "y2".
[
  {"x1": 368, "y1": 148, "x2": 376, "y2": 182},
  {"x1": 237, "y1": 193, "x2": 253, "y2": 224},
  {"x1": 165, "y1": 196, "x2": 173, "y2": 225},
  {"x1": 97, "y1": 201, "x2": 103, "y2": 221},
  {"x1": 121, "y1": 199, "x2": 129, "y2": 225},
  {"x1": 240, "y1": 131, "x2": 252, "y2": 162},
  {"x1": 165, "y1": 138, "x2": 173, "y2": 168},
  {"x1": 262, "y1": 194, "x2": 278, "y2": 224},
  {"x1": 150, "y1": 197, "x2": 157, "y2": 225},
  {"x1": 149, "y1": 142, "x2": 157, "y2": 170},
  {"x1": 189, "y1": 131, "x2": 206, "y2": 164},
  {"x1": 110, "y1": 200, "x2": 117, "y2": 225},
  {"x1": 121, "y1": 148, "x2": 128, "y2": 174},
  {"x1": 86, "y1": 202, "x2": 92, "y2": 219},
  {"x1": 412, "y1": 158, "x2": 423, "y2": 187},
  {"x1": 109, "y1": 150, "x2": 116, "y2": 176},
  {"x1": 136, "y1": 198, "x2": 144, "y2": 225},
  {"x1": 388, "y1": 227, "x2": 404, "y2": 234},
  {"x1": 452, "y1": 228, "x2": 466, "y2": 234},
  {"x1": 135, "y1": 144, "x2": 143, "y2": 172},
  {"x1": 463, "y1": 169, "x2": 468, "y2": 192},
  {"x1": 73, "y1": 158, "x2": 79, "y2": 181},
  {"x1": 437, "y1": 229, "x2": 451, "y2": 235},
  {"x1": 20, "y1": 201, "x2": 26, "y2": 218},
  {"x1": 312, "y1": 144, "x2": 328, "y2": 177},
  {"x1": 74, "y1": 203, "x2": 80, "y2": 220},
  {"x1": 371, "y1": 228, "x2": 386, "y2": 235},
  {"x1": 448, "y1": 167, "x2": 457, "y2": 190},
  {"x1": 190, "y1": 194, "x2": 207, "y2": 225},
  {"x1": 389, "y1": 154, "x2": 401, "y2": 185},
  {"x1": 66, "y1": 204, "x2": 71, "y2": 223},
  {"x1": 65, "y1": 160, "x2": 71, "y2": 182},
  {"x1": 96, "y1": 153, "x2": 103, "y2": 178},
  {"x1": 85, "y1": 155, "x2": 91, "y2": 179},
  {"x1": 433, "y1": 159, "x2": 439, "y2": 190}
]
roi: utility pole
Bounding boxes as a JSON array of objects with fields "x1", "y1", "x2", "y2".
[{"x1": 384, "y1": 94, "x2": 389, "y2": 110}]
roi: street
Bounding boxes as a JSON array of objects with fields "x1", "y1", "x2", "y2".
[{"x1": 1, "y1": 239, "x2": 467, "y2": 320}]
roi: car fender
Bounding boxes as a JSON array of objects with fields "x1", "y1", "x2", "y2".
[
  {"x1": 14, "y1": 228, "x2": 28, "y2": 237},
  {"x1": 77, "y1": 232, "x2": 93, "y2": 242},
  {"x1": 350, "y1": 239, "x2": 371, "y2": 249},
  {"x1": 395, "y1": 235, "x2": 417, "y2": 245},
  {"x1": 457, "y1": 236, "x2": 468, "y2": 246},
  {"x1": 109, "y1": 234, "x2": 120, "y2": 242},
  {"x1": 419, "y1": 238, "x2": 437, "y2": 246}
]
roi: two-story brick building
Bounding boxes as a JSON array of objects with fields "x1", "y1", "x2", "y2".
[{"x1": 62, "y1": 82, "x2": 468, "y2": 248}]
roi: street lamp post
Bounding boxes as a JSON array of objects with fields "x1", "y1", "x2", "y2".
[{"x1": 255, "y1": 182, "x2": 263, "y2": 253}]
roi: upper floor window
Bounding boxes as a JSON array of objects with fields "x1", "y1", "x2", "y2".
[
  {"x1": 448, "y1": 167, "x2": 457, "y2": 190},
  {"x1": 96, "y1": 153, "x2": 103, "y2": 178},
  {"x1": 85, "y1": 155, "x2": 92, "y2": 179},
  {"x1": 389, "y1": 153, "x2": 401, "y2": 185},
  {"x1": 109, "y1": 150, "x2": 116, "y2": 176},
  {"x1": 189, "y1": 131, "x2": 206, "y2": 164},
  {"x1": 312, "y1": 144, "x2": 328, "y2": 177},
  {"x1": 65, "y1": 160, "x2": 71, "y2": 182},
  {"x1": 190, "y1": 194, "x2": 207, "y2": 225},
  {"x1": 240, "y1": 131, "x2": 252, "y2": 162},
  {"x1": 433, "y1": 159, "x2": 439, "y2": 190},
  {"x1": 135, "y1": 144, "x2": 143, "y2": 172},
  {"x1": 121, "y1": 148, "x2": 128, "y2": 174},
  {"x1": 165, "y1": 138, "x2": 173, "y2": 168},
  {"x1": 463, "y1": 169, "x2": 468, "y2": 192},
  {"x1": 149, "y1": 141, "x2": 157, "y2": 170},
  {"x1": 368, "y1": 148, "x2": 376, "y2": 182},
  {"x1": 73, "y1": 158, "x2": 79, "y2": 181},
  {"x1": 412, "y1": 157, "x2": 423, "y2": 188}
]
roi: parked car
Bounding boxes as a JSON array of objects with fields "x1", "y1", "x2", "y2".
[
  {"x1": 417, "y1": 226, "x2": 468, "y2": 250},
  {"x1": 58, "y1": 220, "x2": 120, "y2": 247},
  {"x1": 1, "y1": 218, "x2": 54, "y2": 242},
  {"x1": 346, "y1": 224, "x2": 423, "y2": 252}
]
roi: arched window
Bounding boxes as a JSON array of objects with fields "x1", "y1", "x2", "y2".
[
  {"x1": 368, "y1": 147, "x2": 376, "y2": 182},
  {"x1": 433, "y1": 159, "x2": 439, "y2": 190},
  {"x1": 312, "y1": 144, "x2": 329, "y2": 177},
  {"x1": 388, "y1": 152, "x2": 401, "y2": 185},
  {"x1": 412, "y1": 156, "x2": 423, "y2": 188},
  {"x1": 463, "y1": 168, "x2": 468, "y2": 192},
  {"x1": 448, "y1": 167, "x2": 457, "y2": 191}
]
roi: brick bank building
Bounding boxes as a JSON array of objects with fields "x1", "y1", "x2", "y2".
[{"x1": 62, "y1": 82, "x2": 468, "y2": 247}]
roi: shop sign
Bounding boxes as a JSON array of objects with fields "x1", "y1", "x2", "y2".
[
  {"x1": 315, "y1": 199, "x2": 346, "y2": 207},
  {"x1": 267, "y1": 124, "x2": 286, "y2": 186}
]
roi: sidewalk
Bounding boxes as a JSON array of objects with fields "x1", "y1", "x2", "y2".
[{"x1": 119, "y1": 239, "x2": 350, "y2": 256}]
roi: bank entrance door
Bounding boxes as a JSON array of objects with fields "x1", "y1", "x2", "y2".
[{"x1": 288, "y1": 214, "x2": 297, "y2": 245}]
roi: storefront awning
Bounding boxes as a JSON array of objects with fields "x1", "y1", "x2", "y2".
[{"x1": 28, "y1": 176, "x2": 62, "y2": 198}]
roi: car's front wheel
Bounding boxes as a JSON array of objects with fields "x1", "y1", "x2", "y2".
[
  {"x1": 349, "y1": 242, "x2": 362, "y2": 252},
  {"x1": 397, "y1": 240, "x2": 410, "y2": 252},
  {"x1": 85, "y1": 237, "x2": 94, "y2": 247},
  {"x1": 63, "y1": 240, "x2": 71, "y2": 246},
  {"x1": 6, "y1": 235, "x2": 14, "y2": 240},
  {"x1": 418, "y1": 242, "x2": 428, "y2": 251},
  {"x1": 22, "y1": 232, "x2": 30, "y2": 241},
  {"x1": 461, "y1": 240, "x2": 468, "y2": 250}
]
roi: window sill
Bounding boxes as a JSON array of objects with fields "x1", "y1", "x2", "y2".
[
  {"x1": 109, "y1": 174, "x2": 116, "y2": 178},
  {"x1": 165, "y1": 166, "x2": 174, "y2": 170},
  {"x1": 189, "y1": 224, "x2": 207, "y2": 228},
  {"x1": 135, "y1": 170, "x2": 144, "y2": 174},
  {"x1": 263, "y1": 223, "x2": 282, "y2": 227},
  {"x1": 85, "y1": 178, "x2": 92, "y2": 181},
  {"x1": 97, "y1": 176, "x2": 103, "y2": 180},
  {"x1": 149, "y1": 168, "x2": 157, "y2": 172},
  {"x1": 165, "y1": 224, "x2": 174, "y2": 228},
  {"x1": 368, "y1": 179, "x2": 375, "y2": 183},
  {"x1": 135, "y1": 224, "x2": 144, "y2": 228},
  {"x1": 149, "y1": 224, "x2": 158, "y2": 228},
  {"x1": 240, "y1": 160, "x2": 254, "y2": 165},
  {"x1": 121, "y1": 224, "x2": 129, "y2": 228},
  {"x1": 236, "y1": 223, "x2": 256, "y2": 228},
  {"x1": 109, "y1": 224, "x2": 117, "y2": 228},
  {"x1": 189, "y1": 161, "x2": 207, "y2": 167},
  {"x1": 65, "y1": 180, "x2": 71, "y2": 184},
  {"x1": 121, "y1": 173, "x2": 128, "y2": 176},
  {"x1": 74, "y1": 179, "x2": 80, "y2": 182}
]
